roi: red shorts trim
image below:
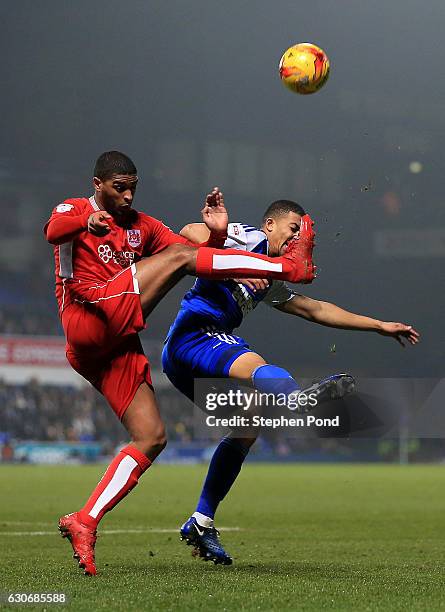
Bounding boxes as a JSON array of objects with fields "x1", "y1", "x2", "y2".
[{"x1": 62, "y1": 266, "x2": 151, "y2": 419}]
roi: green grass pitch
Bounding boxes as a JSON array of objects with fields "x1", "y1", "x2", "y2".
[{"x1": 1, "y1": 463, "x2": 444, "y2": 611}]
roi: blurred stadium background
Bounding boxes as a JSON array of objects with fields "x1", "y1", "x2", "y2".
[{"x1": 1, "y1": 0, "x2": 444, "y2": 466}]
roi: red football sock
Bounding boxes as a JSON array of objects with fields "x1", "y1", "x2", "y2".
[
  {"x1": 195, "y1": 247, "x2": 303, "y2": 282},
  {"x1": 78, "y1": 444, "x2": 151, "y2": 529}
]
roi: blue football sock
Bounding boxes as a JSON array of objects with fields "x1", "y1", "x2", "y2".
[
  {"x1": 252, "y1": 363, "x2": 300, "y2": 396},
  {"x1": 195, "y1": 437, "x2": 250, "y2": 520}
]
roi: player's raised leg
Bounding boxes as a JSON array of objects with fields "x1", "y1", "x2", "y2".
[
  {"x1": 229, "y1": 352, "x2": 355, "y2": 410},
  {"x1": 59, "y1": 383, "x2": 165, "y2": 576},
  {"x1": 133, "y1": 215, "x2": 316, "y2": 317},
  {"x1": 194, "y1": 213, "x2": 315, "y2": 284},
  {"x1": 186, "y1": 351, "x2": 355, "y2": 539}
]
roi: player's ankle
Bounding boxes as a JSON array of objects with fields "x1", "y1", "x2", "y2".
[
  {"x1": 192, "y1": 511, "x2": 214, "y2": 528},
  {"x1": 77, "y1": 511, "x2": 98, "y2": 530}
]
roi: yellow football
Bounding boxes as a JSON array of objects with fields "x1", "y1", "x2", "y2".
[{"x1": 279, "y1": 43, "x2": 330, "y2": 95}]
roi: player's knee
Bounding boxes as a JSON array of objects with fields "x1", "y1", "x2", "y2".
[
  {"x1": 132, "y1": 422, "x2": 167, "y2": 459},
  {"x1": 149, "y1": 436, "x2": 167, "y2": 458},
  {"x1": 154, "y1": 425, "x2": 168, "y2": 451},
  {"x1": 144, "y1": 426, "x2": 168, "y2": 458}
]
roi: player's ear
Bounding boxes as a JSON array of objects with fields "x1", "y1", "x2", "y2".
[
  {"x1": 264, "y1": 217, "x2": 275, "y2": 233},
  {"x1": 93, "y1": 176, "x2": 102, "y2": 192}
]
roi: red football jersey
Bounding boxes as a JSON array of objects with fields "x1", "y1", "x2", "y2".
[{"x1": 44, "y1": 196, "x2": 189, "y2": 313}]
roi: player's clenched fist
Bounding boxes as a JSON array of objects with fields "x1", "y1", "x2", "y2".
[{"x1": 88, "y1": 211, "x2": 112, "y2": 236}]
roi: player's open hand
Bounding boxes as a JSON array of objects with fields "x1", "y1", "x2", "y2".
[
  {"x1": 88, "y1": 211, "x2": 112, "y2": 237},
  {"x1": 377, "y1": 322, "x2": 420, "y2": 347},
  {"x1": 201, "y1": 186, "x2": 229, "y2": 236}
]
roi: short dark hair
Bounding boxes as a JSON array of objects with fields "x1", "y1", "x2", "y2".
[
  {"x1": 262, "y1": 199, "x2": 306, "y2": 224},
  {"x1": 94, "y1": 151, "x2": 137, "y2": 180}
]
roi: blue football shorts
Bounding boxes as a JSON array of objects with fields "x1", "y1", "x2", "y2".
[{"x1": 162, "y1": 321, "x2": 252, "y2": 401}]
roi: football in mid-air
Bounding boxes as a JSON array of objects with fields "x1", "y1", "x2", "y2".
[{"x1": 279, "y1": 43, "x2": 330, "y2": 94}]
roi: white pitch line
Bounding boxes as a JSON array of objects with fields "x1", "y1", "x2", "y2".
[
  {"x1": 0, "y1": 527, "x2": 242, "y2": 537},
  {"x1": 0, "y1": 521, "x2": 53, "y2": 526}
]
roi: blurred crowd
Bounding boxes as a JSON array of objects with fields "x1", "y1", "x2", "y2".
[
  {"x1": 0, "y1": 308, "x2": 62, "y2": 336},
  {"x1": 1, "y1": 378, "x2": 443, "y2": 463},
  {"x1": 0, "y1": 268, "x2": 63, "y2": 336},
  {"x1": 0, "y1": 378, "x2": 195, "y2": 446}
]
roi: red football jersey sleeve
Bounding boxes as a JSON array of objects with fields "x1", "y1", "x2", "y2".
[{"x1": 44, "y1": 199, "x2": 91, "y2": 245}]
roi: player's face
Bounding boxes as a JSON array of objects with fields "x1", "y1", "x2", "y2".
[
  {"x1": 94, "y1": 174, "x2": 138, "y2": 218},
  {"x1": 263, "y1": 212, "x2": 302, "y2": 256}
]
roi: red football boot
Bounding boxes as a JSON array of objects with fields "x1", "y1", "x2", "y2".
[
  {"x1": 58, "y1": 512, "x2": 97, "y2": 576},
  {"x1": 282, "y1": 214, "x2": 316, "y2": 283}
]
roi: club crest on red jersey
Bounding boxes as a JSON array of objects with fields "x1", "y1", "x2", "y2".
[
  {"x1": 56, "y1": 203, "x2": 74, "y2": 213},
  {"x1": 127, "y1": 229, "x2": 141, "y2": 248}
]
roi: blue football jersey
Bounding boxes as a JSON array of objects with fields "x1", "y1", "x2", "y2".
[{"x1": 175, "y1": 223, "x2": 297, "y2": 332}]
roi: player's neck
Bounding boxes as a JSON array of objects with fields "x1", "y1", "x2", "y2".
[{"x1": 92, "y1": 193, "x2": 106, "y2": 211}]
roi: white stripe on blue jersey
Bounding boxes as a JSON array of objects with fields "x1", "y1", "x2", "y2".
[{"x1": 225, "y1": 223, "x2": 268, "y2": 254}]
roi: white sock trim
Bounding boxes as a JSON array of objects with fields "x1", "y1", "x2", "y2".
[
  {"x1": 192, "y1": 512, "x2": 214, "y2": 528},
  {"x1": 213, "y1": 254, "x2": 282, "y2": 272},
  {"x1": 89, "y1": 455, "x2": 138, "y2": 519}
]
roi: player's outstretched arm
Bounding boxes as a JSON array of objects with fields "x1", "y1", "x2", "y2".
[
  {"x1": 180, "y1": 222, "x2": 210, "y2": 243},
  {"x1": 45, "y1": 210, "x2": 112, "y2": 245},
  {"x1": 376, "y1": 321, "x2": 420, "y2": 347},
  {"x1": 275, "y1": 295, "x2": 420, "y2": 347}
]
